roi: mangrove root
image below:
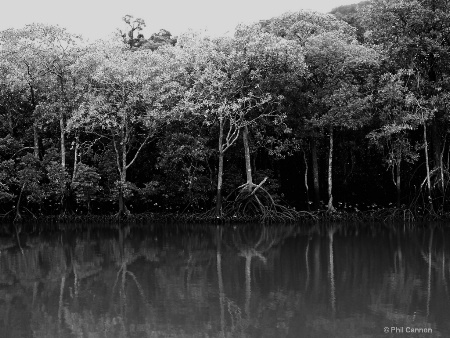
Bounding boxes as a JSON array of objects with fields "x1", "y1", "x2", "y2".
[{"x1": 223, "y1": 178, "x2": 316, "y2": 223}]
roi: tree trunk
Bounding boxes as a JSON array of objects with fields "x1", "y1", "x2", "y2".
[
  {"x1": 243, "y1": 125, "x2": 253, "y2": 188},
  {"x1": 118, "y1": 146, "x2": 129, "y2": 215},
  {"x1": 216, "y1": 153, "x2": 224, "y2": 217},
  {"x1": 72, "y1": 132, "x2": 80, "y2": 183},
  {"x1": 216, "y1": 119, "x2": 224, "y2": 217},
  {"x1": 60, "y1": 115, "x2": 66, "y2": 170},
  {"x1": 71, "y1": 133, "x2": 80, "y2": 212},
  {"x1": 423, "y1": 121, "x2": 433, "y2": 210},
  {"x1": 396, "y1": 160, "x2": 401, "y2": 208},
  {"x1": 118, "y1": 118, "x2": 130, "y2": 216},
  {"x1": 59, "y1": 114, "x2": 70, "y2": 213},
  {"x1": 59, "y1": 75, "x2": 68, "y2": 170},
  {"x1": 112, "y1": 122, "x2": 129, "y2": 216},
  {"x1": 310, "y1": 136, "x2": 320, "y2": 210},
  {"x1": 327, "y1": 127, "x2": 335, "y2": 212},
  {"x1": 303, "y1": 151, "x2": 310, "y2": 210},
  {"x1": 118, "y1": 171, "x2": 127, "y2": 215},
  {"x1": 118, "y1": 150, "x2": 125, "y2": 215},
  {"x1": 440, "y1": 138, "x2": 446, "y2": 208},
  {"x1": 118, "y1": 188, "x2": 125, "y2": 214},
  {"x1": 14, "y1": 183, "x2": 26, "y2": 222},
  {"x1": 431, "y1": 120, "x2": 444, "y2": 192}
]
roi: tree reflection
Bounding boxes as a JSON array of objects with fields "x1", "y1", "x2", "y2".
[
  {"x1": 213, "y1": 225, "x2": 295, "y2": 337},
  {"x1": 426, "y1": 227, "x2": 433, "y2": 318},
  {"x1": 215, "y1": 227, "x2": 226, "y2": 338},
  {"x1": 368, "y1": 226, "x2": 443, "y2": 335},
  {"x1": 0, "y1": 224, "x2": 449, "y2": 337},
  {"x1": 109, "y1": 226, "x2": 154, "y2": 337},
  {"x1": 305, "y1": 234, "x2": 311, "y2": 291},
  {"x1": 328, "y1": 227, "x2": 336, "y2": 316},
  {"x1": 419, "y1": 226, "x2": 450, "y2": 318}
]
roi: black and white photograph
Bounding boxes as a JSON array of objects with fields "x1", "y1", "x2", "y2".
[{"x1": 0, "y1": 0, "x2": 449, "y2": 336}]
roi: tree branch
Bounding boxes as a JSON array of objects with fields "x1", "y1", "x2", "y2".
[{"x1": 126, "y1": 132, "x2": 152, "y2": 170}]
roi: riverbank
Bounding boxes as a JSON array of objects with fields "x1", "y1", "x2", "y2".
[{"x1": 1, "y1": 207, "x2": 448, "y2": 227}]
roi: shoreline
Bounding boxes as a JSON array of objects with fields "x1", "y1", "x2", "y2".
[{"x1": 1, "y1": 207, "x2": 448, "y2": 227}]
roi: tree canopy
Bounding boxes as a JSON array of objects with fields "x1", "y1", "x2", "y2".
[{"x1": 2, "y1": 4, "x2": 450, "y2": 221}]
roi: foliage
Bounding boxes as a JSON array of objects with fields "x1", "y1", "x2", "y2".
[
  {"x1": 155, "y1": 132, "x2": 213, "y2": 208},
  {"x1": 71, "y1": 163, "x2": 101, "y2": 212},
  {"x1": 2, "y1": 5, "x2": 450, "y2": 219}
]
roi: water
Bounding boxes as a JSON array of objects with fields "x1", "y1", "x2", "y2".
[{"x1": 0, "y1": 223, "x2": 448, "y2": 337}]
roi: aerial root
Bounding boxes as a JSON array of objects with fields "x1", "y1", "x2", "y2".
[
  {"x1": 179, "y1": 178, "x2": 316, "y2": 223},
  {"x1": 222, "y1": 178, "x2": 316, "y2": 223}
]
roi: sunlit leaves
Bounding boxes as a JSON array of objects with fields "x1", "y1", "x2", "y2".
[
  {"x1": 259, "y1": 10, "x2": 356, "y2": 44},
  {"x1": 180, "y1": 26, "x2": 307, "y2": 129},
  {"x1": 69, "y1": 43, "x2": 182, "y2": 133},
  {"x1": 303, "y1": 30, "x2": 380, "y2": 130}
]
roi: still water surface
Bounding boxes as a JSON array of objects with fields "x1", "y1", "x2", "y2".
[{"x1": 0, "y1": 223, "x2": 449, "y2": 337}]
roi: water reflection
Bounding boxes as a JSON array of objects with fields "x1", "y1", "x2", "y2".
[{"x1": 0, "y1": 224, "x2": 448, "y2": 337}]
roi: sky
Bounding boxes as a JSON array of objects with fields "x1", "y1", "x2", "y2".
[{"x1": 0, "y1": 0, "x2": 359, "y2": 41}]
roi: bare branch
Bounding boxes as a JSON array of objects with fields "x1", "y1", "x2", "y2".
[{"x1": 126, "y1": 132, "x2": 152, "y2": 170}]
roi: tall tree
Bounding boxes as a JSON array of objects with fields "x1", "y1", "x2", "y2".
[
  {"x1": 260, "y1": 11, "x2": 378, "y2": 211},
  {"x1": 307, "y1": 32, "x2": 379, "y2": 211},
  {"x1": 368, "y1": 72, "x2": 420, "y2": 208},
  {"x1": 259, "y1": 11, "x2": 356, "y2": 210},
  {"x1": 1, "y1": 24, "x2": 84, "y2": 211},
  {"x1": 119, "y1": 15, "x2": 146, "y2": 49},
  {"x1": 69, "y1": 42, "x2": 184, "y2": 215},
  {"x1": 362, "y1": 0, "x2": 450, "y2": 205},
  {"x1": 1, "y1": 25, "x2": 49, "y2": 159},
  {"x1": 180, "y1": 27, "x2": 306, "y2": 216}
]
